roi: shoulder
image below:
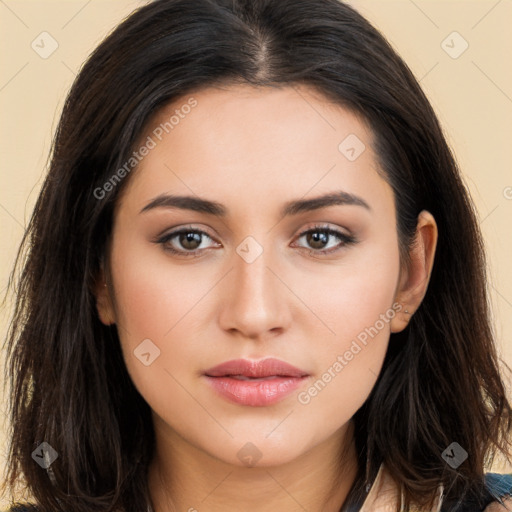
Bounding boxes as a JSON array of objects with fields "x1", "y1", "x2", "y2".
[
  {"x1": 484, "y1": 472, "x2": 512, "y2": 499},
  {"x1": 482, "y1": 472, "x2": 512, "y2": 511},
  {"x1": 440, "y1": 472, "x2": 512, "y2": 512}
]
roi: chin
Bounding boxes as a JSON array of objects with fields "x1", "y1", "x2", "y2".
[{"x1": 210, "y1": 435, "x2": 311, "y2": 469}]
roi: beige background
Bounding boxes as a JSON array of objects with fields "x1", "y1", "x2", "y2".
[{"x1": 1, "y1": 0, "x2": 511, "y2": 505}]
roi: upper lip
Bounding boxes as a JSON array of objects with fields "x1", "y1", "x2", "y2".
[{"x1": 204, "y1": 358, "x2": 309, "y2": 378}]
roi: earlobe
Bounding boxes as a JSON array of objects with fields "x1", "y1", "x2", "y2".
[
  {"x1": 92, "y1": 270, "x2": 116, "y2": 326},
  {"x1": 390, "y1": 210, "x2": 438, "y2": 333}
]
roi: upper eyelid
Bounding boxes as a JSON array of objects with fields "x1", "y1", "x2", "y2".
[{"x1": 159, "y1": 223, "x2": 350, "y2": 237}]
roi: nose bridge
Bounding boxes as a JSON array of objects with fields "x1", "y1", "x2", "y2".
[
  {"x1": 219, "y1": 233, "x2": 288, "y2": 337},
  {"x1": 234, "y1": 233, "x2": 276, "y2": 305}
]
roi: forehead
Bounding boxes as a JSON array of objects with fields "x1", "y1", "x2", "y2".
[
  {"x1": 146, "y1": 83, "x2": 369, "y2": 151},
  {"x1": 115, "y1": 83, "x2": 392, "y2": 219}
]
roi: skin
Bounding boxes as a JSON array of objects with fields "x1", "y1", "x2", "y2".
[
  {"x1": 94, "y1": 84, "x2": 438, "y2": 512},
  {"x1": 485, "y1": 499, "x2": 512, "y2": 511}
]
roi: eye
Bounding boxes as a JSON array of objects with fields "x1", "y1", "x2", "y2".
[
  {"x1": 293, "y1": 224, "x2": 357, "y2": 255},
  {"x1": 155, "y1": 223, "x2": 357, "y2": 258},
  {"x1": 155, "y1": 227, "x2": 219, "y2": 258}
]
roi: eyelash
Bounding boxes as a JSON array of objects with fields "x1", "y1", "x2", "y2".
[{"x1": 155, "y1": 224, "x2": 357, "y2": 258}]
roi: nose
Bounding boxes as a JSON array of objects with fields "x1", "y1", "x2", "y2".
[{"x1": 217, "y1": 239, "x2": 291, "y2": 340}]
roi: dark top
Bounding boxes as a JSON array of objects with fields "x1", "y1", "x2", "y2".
[
  {"x1": 440, "y1": 472, "x2": 512, "y2": 512},
  {"x1": 340, "y1": 471, "x2": 512, "y2": 512},
  {"x1": 5, "y1": 472, "x2": 512, "y2": 512}
]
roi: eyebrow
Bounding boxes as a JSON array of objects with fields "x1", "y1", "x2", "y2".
[{"x1": 139, "y1": 190, "x2": 371, "y2": 217}]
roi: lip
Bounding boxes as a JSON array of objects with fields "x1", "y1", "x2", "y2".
[
  {"x1": 203, "y1": 358, "x2": 310, "y2": 407},
  {"x1": 204, "y1": 358, "x2": 309, "y2": 378}
]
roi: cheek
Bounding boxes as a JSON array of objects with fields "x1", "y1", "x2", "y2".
[
  {"x1": 108, "y1": 241, "x2": 210, "y2": 423},
  {"x1": 298, "y1": 234, "x2": 401, "y2": 348},
  {"x1": 109, "y1": 231, "x2": 210, "y2": 341},
  {"x1": 295, "y1": 293, "x2": 397, "y2": 423},
  {"x1": 107, "y1": 233, "x2": 214, "y2": 400},
  {"x1": 295, "y1": 238, "x2": 401, "y2": 410}
]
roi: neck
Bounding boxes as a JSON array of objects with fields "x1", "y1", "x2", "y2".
[{"x1": 147, "y1": 419, "x2": 359, "y2": 512}]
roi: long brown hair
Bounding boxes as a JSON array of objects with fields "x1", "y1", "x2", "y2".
[{"x1": 2, "y1": 0, "x2": 511, "y2": 511}]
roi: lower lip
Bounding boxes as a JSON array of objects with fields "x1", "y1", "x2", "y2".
[{"x1": 204, "y1": 375, "x2": 307, "y2": 406}]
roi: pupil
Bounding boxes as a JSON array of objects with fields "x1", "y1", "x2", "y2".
[
  {"x1": 309, "y1": 232, "x2": 327, "y2": 249},
  {"x1": 182, "y1": 232, "x2": 200, "y2": 249}
]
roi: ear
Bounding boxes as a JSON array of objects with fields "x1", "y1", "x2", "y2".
[
  {"x1": 390, "y1": 210, "x2": 438, "y2": 333},
  {"x1": 92, "y1": 266, "x2": 116, "y2": 326}
]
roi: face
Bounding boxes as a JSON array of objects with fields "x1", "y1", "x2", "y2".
[{"x1": 96, "y1": 84, "x2": 420, "y2": 468}]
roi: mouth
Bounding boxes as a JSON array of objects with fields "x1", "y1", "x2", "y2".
[
  {"x1": 203, "y1": 358, "x2": 310, "y2": 406},
  {"x1": 204, "y1": 357, "x2": 309, "y2": 379}
]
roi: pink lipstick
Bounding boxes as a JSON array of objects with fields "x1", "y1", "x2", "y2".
[{"x1": 203, "y1": 358, "x2": 309, "y2": 406}]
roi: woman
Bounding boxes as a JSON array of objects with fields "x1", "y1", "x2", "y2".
[{"x1": 2, "y1": 0, "x2": 511, "y2": 511}]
